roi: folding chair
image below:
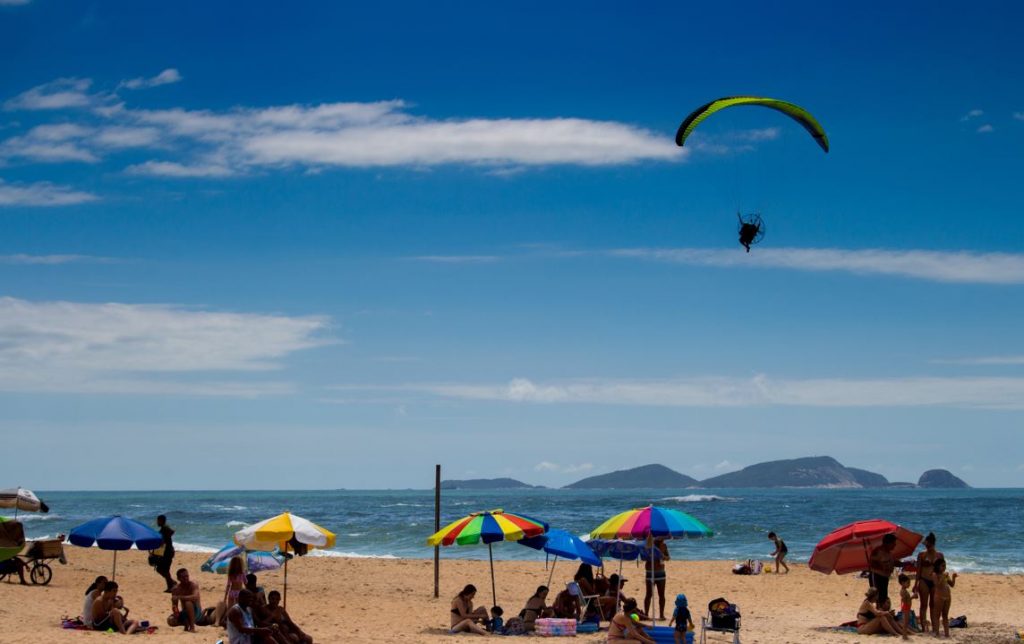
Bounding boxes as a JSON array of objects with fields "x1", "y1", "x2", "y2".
[
  {"x1": 566, "y1": 581, "x2": 604, "y2": 622},
  {"x1": 700, "y1": 610, "x2": 740, "y2": 644}
]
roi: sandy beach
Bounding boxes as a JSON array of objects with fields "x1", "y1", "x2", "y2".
[{"x1": 1, "y1": 549, "x2": 1021, "y2": 643}]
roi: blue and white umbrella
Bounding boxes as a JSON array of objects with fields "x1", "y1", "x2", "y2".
[
  {"x1": 68, "y1": 515, "x2": 163, "y2": 579},
  {"x1": 201, "y1": 543, "x2": 285, "y2": 574}
]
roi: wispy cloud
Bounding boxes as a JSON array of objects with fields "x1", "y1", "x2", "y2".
[
  {"x1": 0, "y1": 296, "x2": 332, "y2": 395},
  {"x1": 961, "y1": 108, "x2": 984, "y2": 121},
  {"x1": 534, "y1": 461, "x2": 594, "y2": 474},
  {"x1": 407, "y1": 255, "x2": 502, "y2": 264},
  {"x1": 607, "y1": 247, "x2": 1024, "y2": 284},
  {"x1": 2, "y1": 76, "x2": 682, "y2": 177},
  {"x1": 977, "y1": 124, "x2": 994, "y2": 134},
  {"x1": 120, "y1": 68, "x2": 182, "y2": 90},
  {"x1": 3, "y1": 78, "x2": 98, "y2": 111},
  {"x1": 0, "y1": 254, "x2": 115, "y2": 265},
  {"x1": 373, "y1": 375, "x2": 1024, "y2": 409},
  {"x1": 0, "y1": 179, "x2": 99, "y2": 206},
  {"x1": 933, "y1": 355, "x2": 1024, "y2": 366}
]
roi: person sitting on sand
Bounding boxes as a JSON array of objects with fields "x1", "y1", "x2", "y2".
[
  {"x1": 450, "y1": 584, "x2": 489, "y2": 635},
  {"x1": 768, "y1": 531, "x2": 789, "y2": 574},
  {"x1": 486, "y1": 606, "x2": 504, "y2": 633},
  {"x1": 262, "y1": 589, "x2": 313, "y2": 643},
  {"x1": 91, "y1": 582, "x2": 139, "y2": 634},
  {"x1": 856, "y1": 587, "x2": 908, "y2": 640},
  {"x1": 608, "y1": 598, "x2": 655, "y2": 643},
  {"x1": 227, "y1": 588, "x2": 283, "y2": 644},
  {"x1": 82, "y1": 575, "x2": 107, "y2": 628},
  {"x1": 915, "y1": 531, "x2": 942, "y2": 631},
  {"x1": 931, "y1": 558, "x2": 958, "y2": 639},
  {"x1": 246, "y1": 573, "x2": 268, "y2": 608},
  {"x1": 552, "y1": 586, "x2": 581, "y2": 620},
  {"x1": 168, "y1": 567, "x2": 214, "y2": 631},
  {"x1": 868, "y1": 533, "x2": 898, "y2": 606},
  {"x1": 521, "y1": 585, "x2": 555, "y2": 631}
]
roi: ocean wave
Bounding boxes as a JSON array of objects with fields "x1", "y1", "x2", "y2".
[
  {"x1": 309, "y1": 550, "x2": 398, "y2": 559},
  {"x1": 4, "y1": 513, "x2": 61, "y2": 521},
  {"x1": 201, "y1": 504, "x2": 248, "y2": 512},
  {"x1": 382, "y1": 503, "x2": 425, "y2": 508},
  {"x1": 658, "y1": 495, "x2": 736, "y2": 503},
  {"x1": 226, "y1": 520, "x2": 248, "y2": 527},
  {"x1": 174, "y1": 542, "x2": 219, "y2": 554}
]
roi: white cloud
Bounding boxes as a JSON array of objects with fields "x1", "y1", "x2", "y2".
[
  {"x1": 0, "y1": 179, "x2": 98, "y2": 206},
  {"x1": 961, "y1": 109, "x2": 984, "y2": 121},
  {"x1": 534, "y1": 461, "x2": 594, "y2": 474},
  {"x1": 977, "y1": 124, "x2": 994, "y2": 134},
  {"x1": 3, "y1": 77, "x2": 683, "y2": 177},
  {"x1": 0, "y1": 254, "x2": 113, "y2": 265},
  {"x1": 713, "y1": 460, "x2": 736, "y2": 471},
  {"x1": 120, "y1": 68, "x2": 182, "y2": 90},
  {"x1": 0, "y1": 296, "x2": 332, "y2": 395},
  {"x1": 608, "y1": 247, "x2": 1024, "y2": 285},
  {"x1": 380, "y1": 375, "x2": 1024, "y2": 409},
  {"x1": 3, "y1": 78, "x2": 97, "y2": 111}
]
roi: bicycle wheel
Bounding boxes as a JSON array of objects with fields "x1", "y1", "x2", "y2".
[{"x1": 30, "y1": 562, "x2": 52, "y2": 585}]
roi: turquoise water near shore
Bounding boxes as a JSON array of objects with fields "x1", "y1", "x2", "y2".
[{"x1": 7, "y1": 488, "x2": 1022, "y2": 574}]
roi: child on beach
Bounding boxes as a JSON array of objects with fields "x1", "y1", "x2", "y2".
[
  {"x1": 487, "y1": 606, "x2": 504, "y2": 633},
  {"x1": 668, "y1": 594, "x2": 695, "y2": 644},
  {"x1": 897, "y1": 573, "x2": 917, "y2": 632},
  {"x1": 932, "y1": 558, "x2": 958, "y2": 638},
  {"x1": 768, "y1": 532, "x2": 789, "y2": 574}
]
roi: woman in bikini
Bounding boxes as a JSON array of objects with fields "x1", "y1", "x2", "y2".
[
  {"x1": 608, "y1": 598, "x2": 655, "y2": 643},
  {"x1": 643, "y1": 536, "x2": 670, "y2": 620},
  {"x1": 856, "y1": 587, "x2": 908, "y2": 640},
  {"x1": 214, "y1": 556, "x2": 247, "y2": 627},
  {"x1": 915, "y1": 532, "x2": 942, "y2": 632},
  {"x1": 450, "y1": 584, "x2": 489, "y2": 635},
  {"x1": 521, "y1": 585, "x2": 555, "y2": 631}
]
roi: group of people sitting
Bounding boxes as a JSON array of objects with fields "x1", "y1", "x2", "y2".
[
  {"x1": 79, "y1": 555, "x2": 313, "y2": 643},
  {"x1": 449, "y1": 560, "x2": 697, "y2": 642}
]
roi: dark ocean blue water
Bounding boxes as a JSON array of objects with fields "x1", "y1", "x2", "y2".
[{"x1": 7, "y1": 488, "x2": 1022, "y2": 574}]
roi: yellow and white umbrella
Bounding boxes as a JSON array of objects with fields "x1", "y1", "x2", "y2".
[{"x1": 234, "y1": 512, "x2": 335, "y2": 606}]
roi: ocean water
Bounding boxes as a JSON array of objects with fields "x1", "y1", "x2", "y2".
[{"x1": 7, "y1": 488, "x2": 1022, "y2": 574}]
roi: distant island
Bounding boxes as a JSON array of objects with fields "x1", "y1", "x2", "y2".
[
  {"x1": 440, "y1": 478, "x2": 542, "y2": 490},
  {"x1": 433, "y1": 460, "x2": 970, "y2": 490},
  {"x1": 564, "y1": 464, "x2": 699, "y2": 489}
]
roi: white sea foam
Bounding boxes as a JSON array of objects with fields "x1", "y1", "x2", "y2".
[
  {"x1": 382, "y1": 503, "x2": 425, "y2": 508},
  {"x1": 309, "y1": 550, "x2": 398, "y2": 559},
  {"x1": 658, "y1": 495, "x2": 736, "y2": 503},
  {"x1": 226, "y1": 520, "x2": 248, "y2": 527},
  {"x1": 5, "y1": 513, "x2": 61, "y2": 521},
  {"x1": 173, "y1": 542, "x2": 219, "y2": 554}
]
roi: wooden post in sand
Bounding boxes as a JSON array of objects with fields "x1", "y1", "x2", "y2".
[{"x1": 434, "y1": 464, "x2": 441, "y2": 598}]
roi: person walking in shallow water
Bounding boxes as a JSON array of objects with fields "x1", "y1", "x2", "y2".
[{"x1": 768, "y1": 532, "x2": 789, "y2": 574}]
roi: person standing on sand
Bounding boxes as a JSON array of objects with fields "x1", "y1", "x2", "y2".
[
  {"x1": 915, "y1": 532, "x2": 942, "y2": 631},
  {"x1": 154, "y1": 515, "x2": 175, "y2": 592},
  {"x1": 868, "y1": 533, "x2": 898, "y2": 606},
  {"x1": 768, "y1": 532, "x2": 789, "y2": 574},
  {"x1": 643, "y1": 535, "x2": 670, "y2": 620}
]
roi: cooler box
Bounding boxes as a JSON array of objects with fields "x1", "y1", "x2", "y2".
[{"x1": 535, "y1": 618, "x2": 577, "y2": 636}]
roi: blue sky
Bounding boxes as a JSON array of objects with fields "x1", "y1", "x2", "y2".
[{"x1": 1, "y1": 1, "x2": 1023, "y2": 489}]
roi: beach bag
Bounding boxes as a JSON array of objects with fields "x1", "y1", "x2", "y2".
[
  {"x1": 949, "y1": 615, "x2": 967, "y2": 628},
  {"x1": 502, "y1": 617, "x2": 527, "y2": 635},
  {"x1": 147, "y1": 544, "x2": 165, "y2": 566}
]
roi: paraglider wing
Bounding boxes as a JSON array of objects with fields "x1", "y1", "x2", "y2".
[{"x1": 675, "y1": 96, "x2": 829, "y2": 153}]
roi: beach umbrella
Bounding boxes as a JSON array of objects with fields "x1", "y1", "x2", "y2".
[
  {"x1": 68, "y1": 515, "x2": 162, "y2": 579},
  {"x1": 427, "y1": 509, "x2": 549, "y2": 606},
  {"x1": 590, "y1": 505, "x2": 713, "y2": 540},
  {"x1": 809, "y1": 519, "x2": 922, "y2": 575},
  {"x1": 201, "y1": 543, "x2": 285, "y2": 574},
  {"x1": 591, "y1": 507, "x2": 712, "y2": 623},
  {"x1": 519, "y1": 528, "x2": 601, "y2": 587},
  {"x1": 0, "y1": 487, "x2": 49, "y2": 518},
  {"x1": 234, "y1": 512, "x2": 335, "y2": 607}
]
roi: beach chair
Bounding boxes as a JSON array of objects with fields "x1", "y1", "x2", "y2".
[
  {"x1": 566, "y1": 581, "x2": 604, "y2": 622},
  {"x1": 700, "y1": 597, "x2": 740, "y2": 644}
]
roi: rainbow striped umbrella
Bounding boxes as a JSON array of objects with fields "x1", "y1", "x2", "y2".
[
  {"x1": 427, "y1": 509, "x2": 548, "y2": 605},
  {"x1": 590, "y1": 505, "x2": 713, "y2": 540}
]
